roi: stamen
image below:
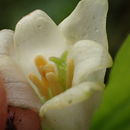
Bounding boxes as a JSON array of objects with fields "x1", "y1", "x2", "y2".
[
  {"x1": 35, "y1": 55, "x2": 48, "y2": 75},
  {"x1": 46, "y1": 72, "x2": 62, "y2": 96},
  {"x1": 29, "y1": 73, "x2": 49, "y2": 99},
  {"x1": 66, "y1": 59, "x2": 74, "y2": 88},
  {"x1": 43, "y1": 64, "x2": 56, "y2": 74},
  {"x1": 48, "y1": 88, "x2": 53, "y2": 99},
  {"x1": 29, "y1": 53, "x2": 75, "y2": 101}
]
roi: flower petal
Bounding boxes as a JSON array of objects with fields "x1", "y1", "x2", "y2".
[
  {"x1": 14, "y1": 9, "x2": 66, "y2": 77},
  {"x1": 40, "y1": 82, "x2": 104, "y2": 130},
  {"x1": 0, "y1": 29, "x2": 14, "y2": 56},
  {"x1": 0, "y1": 30, "x2": 41, "y2": 111},
  {"x1": 69, "y1": 40, "x2": 112, "y2": 85},
  {"x1": 59, "y1": 0, "x2": 108, "y2": 49}
]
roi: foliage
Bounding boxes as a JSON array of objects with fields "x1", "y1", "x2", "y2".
[{"x1": 90, "y1": 35, "x2": 130, "y2": 130}]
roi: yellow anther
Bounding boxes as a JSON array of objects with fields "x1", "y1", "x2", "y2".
[
  {"x1": 43, "y1": 64, "x2": 56, "y2": 74},
  {"x1": 66, "y1": 59, "x2": 74, "y2": 88},
  {"x1": 46, "y1": 72, "x2": 62, "y2": 96},
  {"x1": 35, "y1": 55, "x2": 48, "y2": 75},
  {"x1": 29, "y1": 73, "x2": 49, "y2": 99},
  {"x1": 29, "y1": 54, "x2": 75, "y2": 101}
]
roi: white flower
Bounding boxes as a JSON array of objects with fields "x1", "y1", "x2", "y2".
[{"x1": 0, "y1": 0, "x2": 112, "y2": 130}]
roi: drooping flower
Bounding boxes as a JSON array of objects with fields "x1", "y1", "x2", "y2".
[{"x1": 0, "y1": 0, "x2": 112, "y2": 129}]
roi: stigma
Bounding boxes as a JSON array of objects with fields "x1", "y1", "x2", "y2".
[{"x1": 29, "y1": 54, "x2": 74, "y2": 100}]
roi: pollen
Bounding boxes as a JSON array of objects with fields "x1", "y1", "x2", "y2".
[{"x1": 29, "y1": 55, "x2": 74, "y2": 100}]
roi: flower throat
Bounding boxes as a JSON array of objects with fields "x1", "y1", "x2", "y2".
[{"x1": 29, "y1": 52, "x2": 74, "y2": 102}]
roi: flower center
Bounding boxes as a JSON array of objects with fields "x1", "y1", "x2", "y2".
[{"x1": 28, "y1": 53, "x2": 74, "y2": 101}]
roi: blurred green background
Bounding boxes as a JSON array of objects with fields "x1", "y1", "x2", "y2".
[{"x1": 0, "y1": 0, "x2": 130, "y2": 57}]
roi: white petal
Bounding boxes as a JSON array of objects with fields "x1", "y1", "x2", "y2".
[
  {"x1": 14, "y1": 10, "x2": 66, "y2": 77},
  {"x1": 6, "y1": 82, "x2": 41, "y2": 111},
  {"x1": 0, "y1": 56, "x2": 26, "y2": 83},
  {"x1": 0, "y1": 29, "x2": 14, "y2": 56},
  {"x1": 40, "y1": 82, "x2": 104, "y2": 130},
  {"x1": 0, "y1": 30, "x2": 41, "y2": 111},
  {"x1": 69, "y1": 40, "x2": 112, "y2": 85},
  {"x1": 59, "y1": 0, "x2": 108, "y2": 49}
]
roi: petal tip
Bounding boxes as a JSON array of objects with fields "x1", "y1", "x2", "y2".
[
  {"x1": 0, "y1": 29, "x2": 14, "y2": 35},
  {"x1": 59, "y1": 0, "x2": 108, "y2": 48},
  {"x1": 15, "y1": 9, "x2": 50, "y2": 32}
]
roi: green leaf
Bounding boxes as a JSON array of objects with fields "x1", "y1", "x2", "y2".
[{"x1": 90, "y1": 35, "x2": 130, "y2": 130}]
